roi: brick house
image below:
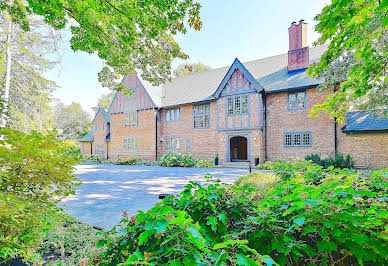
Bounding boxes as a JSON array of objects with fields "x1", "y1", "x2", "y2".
[{"x1": 81, "y1": 20, "x2": 388, "y2": 168}]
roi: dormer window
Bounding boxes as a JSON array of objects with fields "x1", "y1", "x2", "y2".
[{"x1": 288, "y1": 91, "x2": 306, "y2": 110}]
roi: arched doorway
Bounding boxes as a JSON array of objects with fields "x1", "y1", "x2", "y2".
[{"x1": 230, "y1": 136, "x2": 248, "y2": 161}]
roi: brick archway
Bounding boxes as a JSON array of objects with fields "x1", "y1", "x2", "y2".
[{"x1": 230, "y1": 136, "x2": 248, "y2": 161}]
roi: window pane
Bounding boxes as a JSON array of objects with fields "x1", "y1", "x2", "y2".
[
  {"x1": 193, "y1": 116, "x2": 199, "y2": 128},
  {"x1": 193, "y1": 106, "x2": 198, "y2": 115},
  {"x1": 228, "y1": 98, "x2": 234, "y2": 115},
  {"x1": 302, "y1": 133, "x2": 310, "y2": 146},
  {"x1": 204, "y1": 115, "x2": 209, "y2": 128},
  {"x1": 294, "y1": 134, "x2": 301, "y2": 146},
  {"x1": 234, "y1": 96, "x2": 241, "y2": 114},
  {"x1": 166, "y1": 111, "x2": 170, "y2": 121},
  {"x1": 297, "y1": 92, "x2": 305, "y2": 108},
  {"x1": 242, "y1": 95, "x2": 248, "y2": 114},
  {"x1": 176, "y1": 109, "x2": 180, "y2": 120},
  {"x1": 289, "y1": 94, "x2": 296, "y2": 109},
  {"x1": 285, "y1": 134, "x2": 292, "y2": 146}
]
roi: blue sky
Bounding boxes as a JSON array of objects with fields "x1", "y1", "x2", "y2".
[{"x1": 46, "y1": 0, "x2": 328, "y2": 115}]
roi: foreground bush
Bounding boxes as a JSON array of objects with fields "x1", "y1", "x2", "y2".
[
  {"x1": 114, "y1": 157, "x2": 143, "y2": 165},
  {"x1": 37, "y1": 213, "x2": 104, "y2": 265},
  {"x1": 305, "y1": 153, "x2": 355, "y2": 169},
  {"x1": 96, "y1": 177, "x2": 275, "y2": 265},
  {"x1": 82, "y1": 154, "x2": 102, "y2": 164},
  {"x1": 96, "y1": 162, "x2": 387, "y2": 265},
  {"x1": 160, "y1": 152, "x2": 214, "y2": 168},
  {"x1": 0, "y1": 128, "x2": 80, "y2": 262}
]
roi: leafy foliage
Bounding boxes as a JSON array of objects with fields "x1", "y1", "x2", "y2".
[
  {"x1": 96, "y1": 163, "x2": 387, "y2": 265},
  {"x1": 82, "y1": 154, "x2": 102, "y2": 164},
  {"x1": 1, "y1": 0, "x2": 202, "y2": 87},
  {"x1": 305, "y1": 153, "x2": 355, "y2": 169},
  {"x1": 96, "y1": 177, "x2": 275, "y2": 265},
  {"x1": 308, "y1": 0, "x2": 388, "y2": 119},
  {"x1": 37, "y1": 213, "x2": 104, "y2": 265},
  {"x1": 114, "y1": 157, "x2": 143, "y2": 166},
  {"x1": 53, "y1": 102, "x2": 92, "y2": 141},
  {"x1": 160, "y1": 152, "x2": 214, "y2": 168},
  {"x1": 256, "y1": 161, "x2": 274, "y2": 170},
  {"x1": 0, "y1": 15, "x2": 61, "y2": 132},
  {"x1": 235, "y1": 172, "x2": 278, "y2": 198},
  {"x1": 173, "y1": 62, "x2": 211, "y2": 77},
  {"x1": 92, "y1": 91, "x2": 116, "y2": 113},
  {"x1": 248, "y1": 166, "x2": 388, "y2": 265},
  {"x1": 0, "y1": 128, "x2": 80, "y2": 262}
]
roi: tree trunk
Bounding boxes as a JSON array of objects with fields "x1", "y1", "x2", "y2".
[{"x1": 1, "y1": 18, "x2": 12, "y2": 127}]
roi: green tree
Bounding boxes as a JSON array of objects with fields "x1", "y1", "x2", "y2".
[
  {"x1": 53, "y1": 102, "x2": 91, "y2": 141},
  {"x1": 0, "y1": 15, "x2": 62, "y2": 132},
  {"x1": 92, "y1": 91, "x2": 116, "y2": 112},
  {"x1": 0, "y1": 0, "x2": 202, "y2": 89},
  {"x1": 173, "y1": 62, "x2": 211, "y2": 77},
  {"x1": 308, "y1": 0, "x2": 388, "y2": 120},
  {"x1": 0, "y1": 128, "x2": 80, "y2": 262}
]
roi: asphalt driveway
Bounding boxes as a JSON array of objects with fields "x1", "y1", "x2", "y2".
[{"x1": 61, "y1": 164, "x2": 254, "y2": 229}]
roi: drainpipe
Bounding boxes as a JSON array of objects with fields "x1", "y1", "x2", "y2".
[
  {"x1": 155, "y1": 108, "x2": 158, "y2": 161},
  {"x1": 263, "y1": 91, "x2": 268, "y2": 162}
]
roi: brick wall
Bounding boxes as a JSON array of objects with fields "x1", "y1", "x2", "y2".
[
  {"x1": 159, "y1": 102, "x2": 218, "y2": 161},
  {"x1": 265, "y1": 87, "x2": 335, "y2": 161},
  {"x1": 338, "y1": 130, "x2": 388, "y2": 169},
  {"x1": 110, "y1": 109, "x2": 157, "y2": 161},
  {"x1": 81, "y1": 142, "x2": 92, "y2": 155},
  {"x1": 93, "y1": 112, "x2": 108, "y2": 159}
]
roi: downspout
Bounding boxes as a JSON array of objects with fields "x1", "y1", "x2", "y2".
[
  {"x1": 263, "y1": 91, "x2": 268, "y2": 162},
  {"x1": 155, "y1": 108, "x2": 158, "y2": 161}
]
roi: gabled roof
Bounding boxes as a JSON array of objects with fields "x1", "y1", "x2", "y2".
[
  {"x1": 92, "y1": 107, "x2": 110, "y2": 124},
  {"x1": 80, "y1": 130, "x2": 94, "y2": 142},
  {"x1": 159, "y1": 45, "x2": 327, "y2": 107},
  {"x1": 342, "y1": 111, "x2": 388, "y2": 132},
  {"x1": 213, "y1": 58, "x2": 264, "y2": 98}
]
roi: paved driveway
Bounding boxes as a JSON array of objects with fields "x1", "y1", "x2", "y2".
[{"x1": 61, "y1": 164, "x2": 254, "y2": 229}]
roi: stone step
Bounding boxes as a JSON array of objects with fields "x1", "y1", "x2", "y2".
[{"x1": 216, "y1": 162, "x2": 253, "y2": 169}]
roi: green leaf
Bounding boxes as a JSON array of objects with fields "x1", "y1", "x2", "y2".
[
  {"x1": 138, "y1": 230, "x2": 154, "y2": 245},
  {"x1": 294, "y1": 218, "x2": 305, "y2": 226}
]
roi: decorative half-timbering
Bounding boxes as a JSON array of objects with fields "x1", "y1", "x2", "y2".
[
  {"x1": 109, "y1": 73, "x2": 156, "y2": 114},
  {"x1": 215, "y1": 59, "x2": 263, "y2": 131}
]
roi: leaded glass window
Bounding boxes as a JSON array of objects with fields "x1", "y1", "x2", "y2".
[
  {"x1": 227, "y1": 95, "x2": 249, "y2": 115},
  {"x1": 288, "y1": 91, "x2": 306, "y2": 110},
  {"x1": 124, "y1": 111, "x2": 137, "y2": 126},
  {"x1": 193, "y1": 104, "x2": 210, "y2": 128}
]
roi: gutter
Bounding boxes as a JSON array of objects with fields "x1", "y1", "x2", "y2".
[{"x1": 264, "y1": 84, "x2": 319, "y2": 94}]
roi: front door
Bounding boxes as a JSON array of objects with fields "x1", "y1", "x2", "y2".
[{"x1": 230, "y1": 136, "x2": 248, "y2": 161}]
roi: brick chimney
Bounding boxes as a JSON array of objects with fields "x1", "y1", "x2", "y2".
[{"x1": 288, "y1": 19, "x2": 309, "y2": 72}]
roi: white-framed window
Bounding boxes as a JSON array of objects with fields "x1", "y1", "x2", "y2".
[
  {"x1": 284, "y1": 132, "x2": 311, "y2": 147},
  {"x1": 193, "y1": 104, "x2": 210, "y2": 128},
  {"x1": 166, "y1": 108, "x2": 180, "y2": 122},
  {"x1": 227, "y1": 95, "x2": 248, "y2": 115},
  {"x1": 166, "y1": 136, "x2": 180, "y2": 150},
  {"x1": 123, "y1": 137, "x2": 139, "y2": 151},
  {"x1": 124, "y1": 111, "x2": 137, "y2": 126},
  {"x1": 288, "y1": 91, "x2": 306, "y2": 110}
]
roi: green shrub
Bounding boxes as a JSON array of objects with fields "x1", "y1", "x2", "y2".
[
  {"x1": 114, "y1": 157, "x2": 143, "y2": 165},
  {"x1": 305, "y1": 153, "x2": 355, "y2": 169},
  {"x1": 256, "y1": 161, "x2": 274, "y2": 170},
  {"x1": 160, "y1": 152, "x2": 214, "y2": 168},
  {"x1": 160, "y1": 152, "x2": 196, "y2": 167},
  {"x1": 248, "y1": 166, "x2": 387, "y2": 265},
  {"x1": 96, "y1": 177, "x2": 275, "y2": 265},
  {"x1": 82, "y1": 154, "x2": 102, "y2": 164},
  {"x1": 37, "y1": 213, "x2": 104, "y2": 265},
  {"x1": 235, "y1": 172, "x2": 278, "y2": 198},
  {"x1": 0, "y1": 128, "x2": 80, "y2": 262},
  {"x1": 194, "y1": 159, "x2": 215, "y2": 168},
  {"x1": 93, "y1": 162, "x2": 386, "y2": 265}
]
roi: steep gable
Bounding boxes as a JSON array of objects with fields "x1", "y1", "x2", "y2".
[
  {"x1": 214, "y1": 58, "x2": 263, "y2": 98},
  {"x1": 109, "y1": 73, "x2": 157, "y2": 114}
]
